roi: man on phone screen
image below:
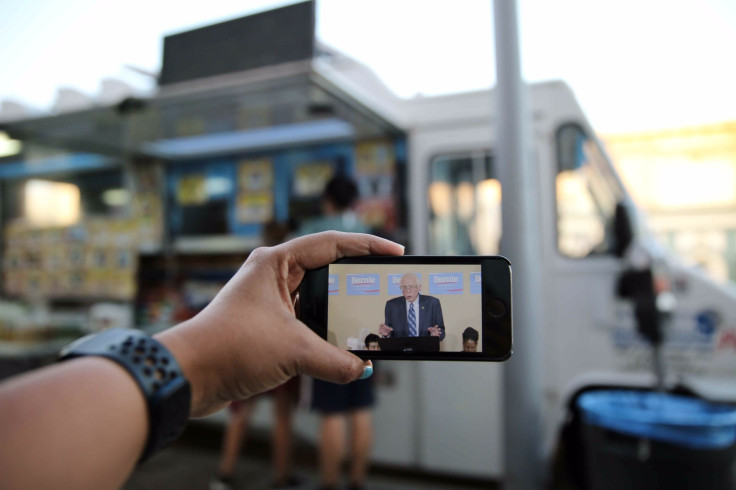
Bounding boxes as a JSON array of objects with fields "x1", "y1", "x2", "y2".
[{"x1": 379, "y1": 273, "x2": 445, "y2": 340}]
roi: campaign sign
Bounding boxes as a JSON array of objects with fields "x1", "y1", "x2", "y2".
[
  {"x1": 387, "y1": 273, "x2": 421, "y2": 296},
  {"x1": 328, "y1": 274, "x2": 339, "y2": 296},
  {"x1": 428, "y1": 273, "x2": 464, "y2": 295},
  {"x1": 346, "y1": 274, "x2": 380, "y2": 295},
  {"x1": 470, "y1": 272, "x2": 482, "y2": 294}
]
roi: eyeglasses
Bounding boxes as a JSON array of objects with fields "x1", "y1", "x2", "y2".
[{"x1": 400, "y1": 285, "x2": 419, "y2": 291}]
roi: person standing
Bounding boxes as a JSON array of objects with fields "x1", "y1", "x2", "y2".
[
  {"x1": 211, "y1": 221, "x2": 301, "y2": 490},
  {"x1": 378, "y1": 273, "x2": 445, "y2": 340},
  {"x1": 299, "y1": 175, "x2": 375, "y2": 490}
]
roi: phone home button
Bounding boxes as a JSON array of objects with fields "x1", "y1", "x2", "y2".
[{"x1": 487, "y1": 299, "x2": 506, "y2": 318}]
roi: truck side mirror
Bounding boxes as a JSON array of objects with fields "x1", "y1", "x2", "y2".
[
  {"x1": 616, "y1": 268, "x2": 662, "y2": 346},
  {"x1": 613, "y1": 201, "x2": 634, "y2": 258}
]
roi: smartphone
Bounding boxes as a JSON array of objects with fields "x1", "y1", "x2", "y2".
[{"x1": 299, "y1": 256, "x2": 512, "y2": 361}]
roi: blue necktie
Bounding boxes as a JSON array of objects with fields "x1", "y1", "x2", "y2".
[{"x1": 408, "y1": 302, "x2": 417, "y2": 337}]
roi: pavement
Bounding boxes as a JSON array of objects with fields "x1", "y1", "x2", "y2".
[{"x1": 124, "y1": 422, "x2": 499, "y2": 490}]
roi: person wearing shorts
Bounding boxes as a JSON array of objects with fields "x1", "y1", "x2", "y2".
[{"x1": 299, "y1": 176, "x2": 376, "y2": 490}]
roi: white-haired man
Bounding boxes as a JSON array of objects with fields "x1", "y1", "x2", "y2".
[{"x1": 379, "y1": 273, "x2": 445, "y2": 340}]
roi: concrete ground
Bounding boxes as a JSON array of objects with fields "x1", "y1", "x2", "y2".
[{"x1": 124, "y1": 422, "x2": 498, "y2": 490}]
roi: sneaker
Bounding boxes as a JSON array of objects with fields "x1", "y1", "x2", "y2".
[
  {"x1": 209, "y1": 475, "x2": 235, "y2": 490},
  {"x1": 271, "y1": 475, "x2": 304, "y2": 488}
]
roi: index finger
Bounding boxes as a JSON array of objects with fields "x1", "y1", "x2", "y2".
[{"x1": 282, "y1": 231, "x2": 405, "y2": 272}]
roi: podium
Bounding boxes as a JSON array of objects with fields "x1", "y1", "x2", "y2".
[{"x1": 377, "y1": 336, "x2": 440, "y2": 352}]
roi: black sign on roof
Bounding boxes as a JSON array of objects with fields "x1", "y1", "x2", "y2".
[{"x1": 159, "y1": 1, "x2": 315, "y2": 86}]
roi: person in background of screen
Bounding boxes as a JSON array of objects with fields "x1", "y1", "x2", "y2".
[
  {"x1": 462, "y1": 327, "x2": 479, "y2": 352},
  {"x1": 298, "y1": 176, "x2": 375, "y2": 490},
  {"x1": 364, "y1": 333, "x2": 381, "y2": 351},
  {"x1": 378, "y1": 273, "x2": 445, "y2": 340}
]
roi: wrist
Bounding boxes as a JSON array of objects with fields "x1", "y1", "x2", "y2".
[
  {"x1": 58, "y1": 328, "x2": 190, "y2": 461},
  {"x1": 155, "y1": 321, "x2": 220, "y2": 417}
]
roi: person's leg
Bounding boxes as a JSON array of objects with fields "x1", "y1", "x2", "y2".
[
  {"x1": 271, "y1": 388, "x2": 294, "y2": 485},
  {"x1": 319, "y1": 413, "x2": 346, "y2": 489},
  {"x1": 348, "y1": 408, "x2": 373, "y2": 489},
  {"x1": 217, "y1": 400, "x2": 255, "y2": 478}
]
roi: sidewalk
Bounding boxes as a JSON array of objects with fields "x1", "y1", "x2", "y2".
[{"x1": 124, "y1": 423, "x2": 498, "y2": 490}]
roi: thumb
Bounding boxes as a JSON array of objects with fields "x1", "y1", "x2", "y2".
[{"x1": 293, "y1": 320, "x2": 372, "y2": 383}]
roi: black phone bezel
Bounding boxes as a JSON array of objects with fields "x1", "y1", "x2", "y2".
[{"x1": 299, "y1": 255, "x2": 513, "y2": 361}]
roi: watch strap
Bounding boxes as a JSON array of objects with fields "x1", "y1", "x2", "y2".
[{"x1": 59, "y1": 328, "x2": 191, "y2": 462}]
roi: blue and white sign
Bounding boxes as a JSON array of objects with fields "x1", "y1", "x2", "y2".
[
  {"x1": 470, "y1": 272, "x2": 482, "y2": 294},
  {"x1": 328, "y1": 274, "x2": 339, "y2": 295},
  {"x1": 387, "y1": 273, "x2": 421, "y2": 296},
  {"x1": 428, "y1": 273, "x2": 464, "y2": 295},
  {"x1": 346, "y1": 274, "x2": 380, "y2": 295}
]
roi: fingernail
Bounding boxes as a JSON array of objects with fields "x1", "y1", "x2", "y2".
[{"x1": 360, "y1": 365, "x2": 373, "y2": 380}]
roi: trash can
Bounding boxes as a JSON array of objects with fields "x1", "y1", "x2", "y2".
[{"x1": 577, "y1": 390, "x2": 736, "y2": 490}]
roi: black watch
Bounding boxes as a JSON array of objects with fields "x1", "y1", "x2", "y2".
[{"x1": 59, "y1": 328, "x2": 191, "y2": 462}]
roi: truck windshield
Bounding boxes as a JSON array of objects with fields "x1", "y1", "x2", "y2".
[
  {"x1": 428, "y1": 152, "x2": 501, "y2": 255},
  {"x1": 556, "y1": 124, "x2": 624, "y2": 258}
]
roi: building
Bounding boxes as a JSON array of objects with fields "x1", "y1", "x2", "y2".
[{"x1": 603, "y1": 121, "x2": 736, "y2": 285}]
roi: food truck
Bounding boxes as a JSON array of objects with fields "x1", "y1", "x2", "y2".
[{"x1": 1, "y1": 1, "x2": 734, "y2": 481}]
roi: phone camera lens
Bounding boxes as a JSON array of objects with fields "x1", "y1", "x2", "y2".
[{"x1": 487, "y1": 299, "x2": 506, "y2": 318}]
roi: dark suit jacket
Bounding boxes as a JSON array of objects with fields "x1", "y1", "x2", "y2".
[{"x1": 384, "y1": 294, "x2": 445, "y2": 341}]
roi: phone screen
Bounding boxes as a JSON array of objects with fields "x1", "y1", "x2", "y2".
[
  {"x1": 327, "y1": 263, "x2": 482, "y2": 353},
  {"x1": 300, "y1": 256, "x2": 512, "y2": 361}
]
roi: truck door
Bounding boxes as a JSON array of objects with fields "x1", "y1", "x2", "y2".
[
  {"x1": 544, "y1": 123, "x2": 630, "y2": 424},
  {"x1": 420, "y1": 150, "x2": 504, "y2": 477}
]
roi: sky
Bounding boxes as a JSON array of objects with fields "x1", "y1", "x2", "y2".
[{"x1": 1, "y1": 0, "x2": 735, "y2": 133}]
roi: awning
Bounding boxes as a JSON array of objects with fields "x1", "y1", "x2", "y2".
[
  {"x1": 1, "y1": 60, "x2": 402, "y2": 161},
  {"x1": 0, "y1": 153, "x2": 117, "y2": 179},
  {"x1": 142, "y1": 118, "x2": 354, "y2": 160}
]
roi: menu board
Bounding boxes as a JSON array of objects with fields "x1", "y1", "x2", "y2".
[
  {"x1": 176, "y1": 174, "x2": 207, "y2": 205},
  {"x1": 3, "y1": 218, "x2": 140, "y2": 300},
  {"x1": 237, "y1": 159, "x2": 274, "y2": 224},
  {"x1": 131, "y1": 162, "x2": 164, "y2": 250},
  {"x1": 293, "y1": 162, "x2": 333, "y2": 197},
  {"x1": 355, "y1": 140, "x2": 394, "y2": 177}
]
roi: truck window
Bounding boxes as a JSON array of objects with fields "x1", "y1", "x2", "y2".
[
  {"x1": 428, "y1": 152, "x2": 501, "y2": 255},
  {"x1": 556, "y1": 124, "x2": 623, "y2": 258}
]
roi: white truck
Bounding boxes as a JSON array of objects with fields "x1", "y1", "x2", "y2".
[{"x1": 296, "y1": 45, "x2": 736, "y2": 480}]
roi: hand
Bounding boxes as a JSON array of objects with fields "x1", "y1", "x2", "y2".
[
  {"x1": 156, "y1": 231, "x2": 404, "y2": 417},
  {"x1": 428, "y1": 325, "x2": 442, "y2": 337},
  {"x1": 378, "y1": 323, "x2": 393, "y2": 338}
]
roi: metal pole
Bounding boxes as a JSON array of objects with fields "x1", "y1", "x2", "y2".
[{"x1": 493, "y1": 1, "x2": 545, "y2": 489}]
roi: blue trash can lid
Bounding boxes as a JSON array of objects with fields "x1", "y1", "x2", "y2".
[{"x1": 577, "y1": 390, "x2": 736, "y2": 449}]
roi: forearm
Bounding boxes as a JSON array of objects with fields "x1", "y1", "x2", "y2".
[
  {"x1": 0, "y1": 357, "x2": 148, "y2": 490},
  {"x1": 0, "y1": 232, "x2": 395, "y2": 489}
]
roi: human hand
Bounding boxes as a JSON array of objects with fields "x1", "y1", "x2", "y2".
[
  {"x1": 378, "y1": 323, "x2": 393, "y2": 338},
  {"x1": 428, "y1": 325, "x2": 442, "y2": 337},
  {"x1": 156, "y1": 231, "x2": 404, "y2": 417}
]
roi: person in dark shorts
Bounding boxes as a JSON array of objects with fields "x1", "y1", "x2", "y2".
[
  {"x1": 311, "y1": 374, "x2": 374, "y2": 490},
  {"x1": 211, "y1": 221, "x2": 302, "y2": 490},
  {"x1": 298, "y1": 176, "x2": 375, "y2": 490},
  {"x1": 210, "y1": 379, "x2": 301, "y2": 490}
]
